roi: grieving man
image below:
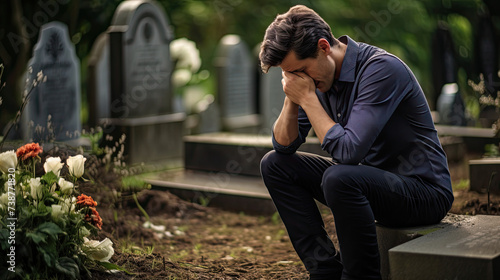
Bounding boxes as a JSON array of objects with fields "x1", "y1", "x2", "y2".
[{"x1": 259, "y1": 5, "x2": 454, "y2": 280}]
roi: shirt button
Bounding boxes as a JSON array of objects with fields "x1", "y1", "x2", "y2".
[{"x1": 337, "y1": 113, "x2": 341, "y2": 118}]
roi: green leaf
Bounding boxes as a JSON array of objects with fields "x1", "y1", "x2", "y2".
[
  {"x1": 41, "y1": 171, "x2": 58, "y2": 186},
  {"x1": 0, "y1": 229, "x2": 9, "y2": 250},
  {"x1": 55, "y1": 257, "x2": 80, "y2": 279},
  {"x1": 26, "y1": 231, "x2": 47, "y2": 245},
  {"x1": 98, "y1": 261, "x2": 134, "y2": 275},
  {"x1": 38, "y1": 222, "x2": 64, "y2": 237},
  {"x1": 39, "y1": 246, "x2": 56, "y2": 267}
]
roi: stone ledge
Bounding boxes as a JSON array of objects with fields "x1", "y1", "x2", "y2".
[{"x1": 388, "y1": 214, "x2": 500, "y2": 280}]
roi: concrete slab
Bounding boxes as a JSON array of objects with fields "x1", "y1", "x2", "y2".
[
  {"x1": 144, "y1": 169, "x2": 275, "y2": 215},
  {"x1": 389, "y1": 215, "x2": 500, "y2": 280}
]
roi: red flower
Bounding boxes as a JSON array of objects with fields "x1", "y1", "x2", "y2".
[
  {"x1": 85, "y1": 207, "x2": 103, "y2": 230},
  {"x1": 76, "y1": 194, "x2": 98, "y2": 207},
  {"x1": 16, "y1": 143, "x2": 43, "y2": 161}
]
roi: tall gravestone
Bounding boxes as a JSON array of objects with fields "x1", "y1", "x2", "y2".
[
  {"x1": 259, "y1": 66, "x2": 285, "y2": 134},
  {"x1": 214, "y1": 35, "x2": 259, "y2": 132},
  {"x1": 101, "y1": 0, "x2": 185, "y2": 164},
  {"x1": 22, "y1": 22, "x2": 81, "y2": 142},
  {"x1": 87, "y1": 33, "x2": 110, "y2": 128}
]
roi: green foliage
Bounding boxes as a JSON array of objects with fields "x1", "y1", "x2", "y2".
[
  {"x1": 0, "y1": 144, "x2": 119, "y2": 279},
  {"x1": 484, "y1": 144, "x2": 500, "y2": 157}
]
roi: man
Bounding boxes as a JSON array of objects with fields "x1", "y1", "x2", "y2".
[{"x1": 259, "y1": 5, "x2": 454, "y2": 280}]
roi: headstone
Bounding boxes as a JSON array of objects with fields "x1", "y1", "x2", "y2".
[
  {"x1": 214, "y1": 35, "x2": 259, "y2": 132},
  {"x1": 108, "y1": 0, "x2": 174, "y2": 118},
  {"x1": 389, "y1": 215, "x2": 500, "y2": 280},
  {"x1": 436, "y1": 83, "x2": 466, "y2": 126},
  {"x1": 22, "y1": 22, "x2": 81, "y2": 142},
  {"x1": 469, "y1": 158, "x2": 500, "y2": 194},
  {"x1": 259, "y1": 66, "x2": 285, "y2": 134},
  {"x1": 87, "y1": 32, "x2": 110, "y2": 127},
  {"x1": 100, "y1": 0, "x2": 185, "y2": 164}
]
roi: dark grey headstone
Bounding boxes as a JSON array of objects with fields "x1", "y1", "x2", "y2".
[
  {"x1": 214, "y1": 35, "x2": 259, "y2": 131},
  {"x1": 389, "y1": 215, "x2": 500, "y2": 280},
  {"x1": 108, "y1": 0, "x2": 174, "y2": 118},
  {"x1": 469, "y1": 158, "x2": 500, "y2": 194},
  {"x1": 22, "y1": 22, "x2": 81, "y2": 142},
  {"x1": 259, "y1": 66, "x2": 285, "y2": 133},
  {"x1": 100, "y1": 0, "x2": 185, "y2": 165}
]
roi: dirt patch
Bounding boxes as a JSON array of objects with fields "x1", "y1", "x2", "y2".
[{"x1": 73, "y1": 150, "x2": 499, "y2": 279}]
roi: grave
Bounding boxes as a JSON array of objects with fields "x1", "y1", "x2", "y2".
[
  {"x1": 469, "y1": 158, "x2": 500, "y2": 194},
  {"x1": 214, "y1": 35, "x2": 259, "y2": 132},
  {"x1": 96, "y1": 0, "x2": 185, "y2": 164},
  {"x1": 389, "y1": 215, "x2": 500, "y2": 280},
  {"x1": 87, "y1": 33, "x2": 110, "y2": 127},
  {"x1": 259, "y1": 66, "x2": 285, "y2": 133},
  {"x1": 22, "y1": 22, "x2": 82, "y2": 143}
]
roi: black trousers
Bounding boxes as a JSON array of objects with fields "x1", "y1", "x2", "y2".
[{"x1": 260, "y1": 151, "x2": 452, "y2": 280}]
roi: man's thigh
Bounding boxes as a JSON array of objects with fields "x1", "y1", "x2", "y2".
[
  {"x1": 261, "y1": 150, "x2": 335, "y2": 203},
  {"x1": 322, "y1": 164, "x2": 449, "y2": 227}
]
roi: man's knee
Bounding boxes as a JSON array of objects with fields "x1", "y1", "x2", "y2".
[
  {"x1": 322, "y1": 165, "x2": 363, "y2": 205},
  {"x1": 260, "y1": 150, "x2": 291, "y2": 175}
]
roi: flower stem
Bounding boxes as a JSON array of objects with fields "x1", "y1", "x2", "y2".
[{"x1": 132, "y1": 192, "x2": 149, "y2": 223}]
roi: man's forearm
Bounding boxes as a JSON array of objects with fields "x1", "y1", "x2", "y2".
[
  {"x1": 273, "y1": 97, "x2": 300, "y2": 146},
  {"x1": 300, "y1": 95, "x2": 336, "y2": 144}
]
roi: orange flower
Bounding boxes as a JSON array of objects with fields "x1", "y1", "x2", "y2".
[
  {"x1": 16, "y1": 143, "x2": 43, "y2": 161},
  {"x1": 85, "y1": 207, "x2": 103, "y2": 230},
  {"x1": 76, "y1": 194, "x2": 98, "y2": 207}
]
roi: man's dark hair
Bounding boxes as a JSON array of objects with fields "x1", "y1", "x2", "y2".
[{"x1": 259, "y1": 5, "x2": 336, "y2": 73}]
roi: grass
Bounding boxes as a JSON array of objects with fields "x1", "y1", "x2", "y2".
[{"x1": 453, "y1": 179, "x2": 470, "y2": 191}]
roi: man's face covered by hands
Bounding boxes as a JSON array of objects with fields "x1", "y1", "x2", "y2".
[{"x1": 279, "y1": 40, "x2": 337, "y2": 97}]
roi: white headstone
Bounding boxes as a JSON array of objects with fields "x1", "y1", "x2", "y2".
[{"x1": 23, "y1": 21, "x2": 81, "y2": 142}]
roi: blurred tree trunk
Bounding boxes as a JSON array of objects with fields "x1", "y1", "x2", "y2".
[{"x1": 1, "y1": 0, "x2": 30, "y2": 136}]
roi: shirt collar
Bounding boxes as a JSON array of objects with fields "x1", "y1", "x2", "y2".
[{"x1": 336, "y1": 35, "x2": 359, "y2": 83}]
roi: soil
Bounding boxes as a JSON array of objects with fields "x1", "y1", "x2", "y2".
[{"x1": 74, "y1": 153, "x2": 499, "y2": 280}]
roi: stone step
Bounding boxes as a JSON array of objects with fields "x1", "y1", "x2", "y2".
[
  {"x1": 388, "y1": 214, "x2": 500, "y2": 280},
  {"x1": 184, "y1": 132, "x2": 329, "y2": 177},
  {"x1": 144, "y1": 169, "x2": 275, "y2": 215}
]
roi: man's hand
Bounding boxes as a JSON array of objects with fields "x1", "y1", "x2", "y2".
[{"x1": 281, "y1": 71, "x2": 316, "y2": 106}]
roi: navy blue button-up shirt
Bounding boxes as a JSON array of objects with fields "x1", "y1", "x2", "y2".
[{"x1": 272, "y1": 35, "x2": 453, "y2": 202}]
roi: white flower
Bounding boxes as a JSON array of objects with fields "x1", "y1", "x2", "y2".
[
  {"x1": 59, "y1": 197, "x2": 76, "y2": 213},
  {"x1": 44, "y1": 157, "x2": 64, "y2": 176},
  {"x1": 51, "y1": 205, "x2": 63, "y2": 219},
  {"x1": 82, "y1": 237, "x2": 114, "y2": 262},
  {"x1": 170, "y1": 38, "x2": 201, "y2": 73},
  {"x1": 66, "y1": 155, "x2": 86, "y2": 178},
  {"x1": 172, "y1": 69, "x2": 192, "y2": 88},
  {"x1": 29, "y1": 178, "x2": 42, "y2": 200},
  {"x1": 0, "y1": 150, "x2": 17, "y2": 174},
  {"x1": 58, "y1": 178, "x2": 74, "y2": 195}
]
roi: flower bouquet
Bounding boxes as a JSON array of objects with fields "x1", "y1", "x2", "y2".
[{"x1": 0, "y1": 143, "x2": 123, "y2": 279}]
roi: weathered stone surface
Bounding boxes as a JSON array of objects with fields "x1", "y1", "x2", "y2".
[
  {"x1": 23, "y1": 22, "x2": 81, "y2": 142},
  {"x1": 389, "y1": 215, "x2": 500, "y2": 280},
  {"x1": 469, "y1": 158, "x2": 500, "y2": 194}
]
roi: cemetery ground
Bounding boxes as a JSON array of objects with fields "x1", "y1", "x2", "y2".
[{"x1": 77, "y1": 151, "x2": 499, "y2": 279}]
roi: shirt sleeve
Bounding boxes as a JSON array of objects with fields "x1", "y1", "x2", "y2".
[
  {"x1": 321, "y1": 55, "x2": 413, "y2": 164},
  {"x1": 272, "y1": 106, "x2": 312, "y2": 154}
]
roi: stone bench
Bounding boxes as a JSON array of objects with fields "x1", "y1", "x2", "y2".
[{"x1": 376, "y1": 214, "x2": 500, "y2": 280}]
